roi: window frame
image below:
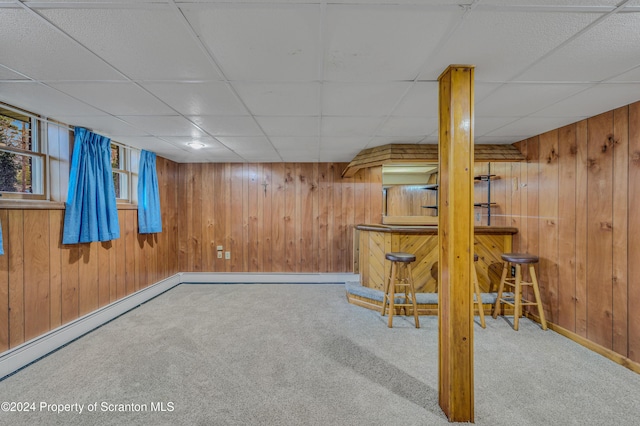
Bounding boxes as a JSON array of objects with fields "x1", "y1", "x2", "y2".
[
  {"x1": 111, "y1": 142, "x2": 139, "y2": 205},
  {"x1": 0, "y1": 105, "x2": 47, "y2": 201}
]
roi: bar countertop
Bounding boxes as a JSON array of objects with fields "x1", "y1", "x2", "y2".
[{"x1": 355, "y1": 224, "x2": 518, "y2": 235}]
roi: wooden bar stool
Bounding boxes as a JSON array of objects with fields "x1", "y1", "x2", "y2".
[
  {"x1": 473, "y1": 254, "x2": 486, "y2": 329},
  {"x1": 381, "y1": 252, "x2": 420, "y2": 328},
  {"x1": 492, "y1": 253, "x2": 547, "y2": 331}
]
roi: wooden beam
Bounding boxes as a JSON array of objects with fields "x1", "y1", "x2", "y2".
[
  {"x1": 341, "y1": 143, "x2": 524, "y2": 178},
  {"x1": 437, "y1": 65, "x2": 475, "y2": 422}
]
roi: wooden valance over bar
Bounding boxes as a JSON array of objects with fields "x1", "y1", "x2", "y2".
[{"x1": 341, "y1": 143, "x2": 525, "y2": 177}]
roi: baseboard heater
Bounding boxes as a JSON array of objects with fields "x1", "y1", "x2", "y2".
[{"x1": 0, "y1": 272, "x2": 360, "y2": 380}]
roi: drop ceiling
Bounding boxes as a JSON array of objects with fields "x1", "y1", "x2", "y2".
[{"x1": 1, "y1": 0, "x2": 639, "y2": 163}]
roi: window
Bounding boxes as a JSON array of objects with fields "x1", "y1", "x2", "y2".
[
  {"x1": 110, "y1": 142, "x2": 139, "y2": 203},
  {"x1": 0, "y1": 106, "x2": 45, "y2": 199}
]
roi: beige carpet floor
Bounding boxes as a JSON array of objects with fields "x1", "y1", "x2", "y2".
[{"x1": 0, "y1": 283, "x2": 639, "y2": 425}]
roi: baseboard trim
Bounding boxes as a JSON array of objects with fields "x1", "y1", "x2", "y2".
[
  {"x1": 0, "y1": 272, "x2": 360, "y2": 380},
  {"x1": 523, "y1": 312, "x2": 640, "y2": 375},
  {"x1": 0, "y1": 274, "x2": 181, "y2": 380},
  {"x1": 179, "y1": 272, "x2": 360, "y2": 284}
]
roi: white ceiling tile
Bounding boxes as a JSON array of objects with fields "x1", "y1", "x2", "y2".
[
  {"x1": 322, "y1": 83, "x2": 411, "y2": 116},
  {"x1": 141, "y1": 82, "x2": 247, "y2": 116},
  {"x1": 325, "y1": 5, "x2": 462, "y2": 81},
  {"x1": 319, "y1": 149, "x2": 360, "y2": 162},
  {"x1": 239, "y1": 150, "x2": 282, "y2": 162},
  {"x1": 233, "y1": 82, "x2": 320, "y2": 116},
  {"x1": 52, "y1": 115, "x2": 150, "y2": 137},
  {"x1": 0, "y1": 66, "x2": 29, "y2": 80},
  {"x1": 215, "y1": 136, "x2": 274, "y2": 153},
  {"x1": 609, "y1": 64, "x2": 640, "y2": 82},
  {"x1": 255, "y1": 117, "x2": 319, "y2": 137},
  {"x1": 40, "y1": 8, "x2": 222, "y2": 80},
  {"x1": 270, "y1": 137, "x2": 319, "y2": 151},
  {"x1": 1, "y1": 0, "x2": 639, "y2": 164},
  {"x1": 49, "y1": 82, "x2": 175, "y2": 115},
  {"x1": 189, "y1": 115, "x2": 263, "y2": 136},
  {"x1": 420, "y1": 10, "x2": 600, "y2": 81},
  {"x1": 320, "y1": 137, "x2": 371, "y2": 150},
  {"x1": 183, "y1": 4, "x2": 319, "y2": 81},
  {"x1": 393, "y1": 82, "x2": 439, "y2": 117},
  {"x1": 520, "y1": 13, "x2": 640, "y2": 82},
  {"x1": 0, "y1": 9, "x2": 125, "y2": 82},
  {"x1": 532, "y1": 83, "x2": 640, "y2": 118},
  {"x1": 321, "y1": 117, "x2": 382, "y2": 136},
  {"x1": 485, "y1": 116, "x2": 585, "y2": 138},
  {"x1": 476, "y1": 83, "x2": 591, "y2": 117},
  {"x1": 475, "y1": 116, "x2": 523, "y2": 137},
  {"x1": 282, "y1": 151, "x2": 320, "y2": 162},
  {"x1": 369, "y1": 136, "x2": 428, "y2": 146},
  {"x1": 117, "y1": 115, "x2": 207, "y2": 137},
  {"x1": 475, "y1": 136, "x2": 523, "y2": 145},
  {"x1": 0, "y1": 82, "x2": 104, "y2": 117},
  {"x1": 377, "y1": 117, "x2": 437, "y2": 137},
  {"x1": 109, "y1": 136, "x2": 187, "y2": 153}
]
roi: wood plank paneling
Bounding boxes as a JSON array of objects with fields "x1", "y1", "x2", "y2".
[
  {"x1": 284, "y1": 164, "x2": 296, "y2": 272},
  {"x1": 115, "y1": 210, "x2": 126, "y2": 300},
  {"x1": 49, "y1": 210, "x2": 62, "y2": 329},
  {"x1": 174, "y1": 162, "x2": 384, "y2": 275},
  {"x1": 98, "y1": 241, "x2": 111, "y2": 308},
  {"x1": 628, "y1": 101, "x2": 640, "y2": 362},
  {"x1": 8, "y1": 210, "x2": 25, "y2": 347},
  {"x1": 23, "y1": 210, "x2": 51, "y2": 341},
  {"x1": 124, "y1": 210, "x2": 136, "y2": 296},
  {"x1": 538, "y1": 130, "x2": 559, "y2": 323},
  {"x1": 262, "y1": 164, "x2": 273, "y2": 272},
  {"x1": 0, "y1": 156, "x2": 180, "y2": 350},
  {"x1": 557, "y1": 124, "x2": 578, "y2": 331},
  {"x1": 248, "y1": 163, "x2": 261, "y2": 272},
  {"x1": 271, "y1": 163, "x2": 286, "y2": 273},
  {"x1": 332, "y1": 164, "x2": 344, "y2": 272},
  {"x1": 78, "y1": 242, "x2": 98, "y2": 316},
  {"x1": 575, "y1": 120, "x2": 589, "y2": 337},
  {"x1": 586, "y1": 111, "x2": 614, "y2": 349},
  {"x1": 299, "y1": 163, "x2": 315, "y2": 272},
  {"x1": 318, "y1": 163, "x2": 330, "y2": 273},
  {"x1": 612, "y1": 106, "x2": 629, "y2": 356}
]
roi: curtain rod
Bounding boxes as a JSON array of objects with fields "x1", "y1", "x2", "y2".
[{"x1": 0, "y1": 101, "x2": 139, "y2": 151}]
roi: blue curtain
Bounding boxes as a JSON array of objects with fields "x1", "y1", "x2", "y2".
[
  {"x1": 62, "y1": 128, "x2": 119, "y2": 244},
  {"x1": 137, "y1": 150, "x2": 162, "y2": 234}
]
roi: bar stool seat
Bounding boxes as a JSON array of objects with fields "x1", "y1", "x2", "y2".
[
  {"x1": 492, "y1": 253, "x2": 547, "y2": 331},
  {"x1": 381, "y1": 252, "x2": 419, "y2": 328}
]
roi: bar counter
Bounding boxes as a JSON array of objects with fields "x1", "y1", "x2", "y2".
[{"x1": 354, "y1": 224, "x2": 518, "y2": 294}]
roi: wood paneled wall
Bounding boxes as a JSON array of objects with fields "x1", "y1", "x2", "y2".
[
  {"x1": 493, "y1": 101, "x2": 640, "y2": 364},
  {"x1": 176, "y1": 163, "x2": 383, "y2": 273},
  {"x1": 0, "y1": 157, "x2": 179, "y2": 352}
]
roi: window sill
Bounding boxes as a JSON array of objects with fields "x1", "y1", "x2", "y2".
[
  {"x1": 0, "y1": 200, "x2": 66, "y2": 210},
  {"x1": 0, "y1": 200, "x2": 138, "y2": 210}
]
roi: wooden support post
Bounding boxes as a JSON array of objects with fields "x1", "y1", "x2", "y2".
[{"x1": 437, "y1": 65, "x2": 475, "y2": 422}]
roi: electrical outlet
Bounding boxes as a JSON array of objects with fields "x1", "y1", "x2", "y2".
[
  {"x1": 217, "y1": 252, "x2": 222, "y2": 259},
  {"x1": 225, "y1": 251, "x2": 231, "y2": 260},
  {"x1": 511, "y1": 266, "x2": 516, "y2": 277},
  {"x1": 217, "y1": 245, "x2": 223, "y2": 251},
  {"x1": 475, "y1": 212, "x2": 481, "y2": 222}
]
